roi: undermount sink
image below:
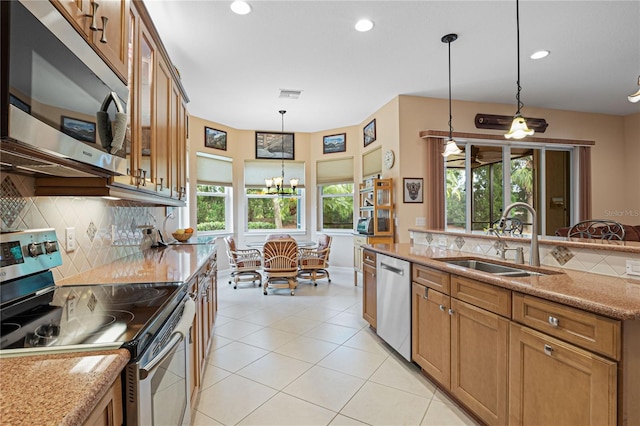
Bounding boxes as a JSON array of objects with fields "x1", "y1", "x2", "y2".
[{"x1": 440, "y1": 259, "x2": 547, "y2": 277}]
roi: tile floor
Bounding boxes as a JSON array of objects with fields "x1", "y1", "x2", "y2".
[{"x1": 192, "y1": 267, "x2": 479, "y2": 426}]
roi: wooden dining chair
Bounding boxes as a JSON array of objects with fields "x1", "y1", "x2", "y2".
[
  {"x1": 298, "y1": 234, "x2": 332, "y2": 286},
  {"x1": 224, "y1": 236, "x2": 262, "y2": 289},
  {"x1": 262, "y1": 237, "x2": 298, "y2": 295}
]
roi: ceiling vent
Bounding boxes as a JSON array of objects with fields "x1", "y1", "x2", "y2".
[{"x1": 279, "y1": 89, "x2": 302, "y2": 99}]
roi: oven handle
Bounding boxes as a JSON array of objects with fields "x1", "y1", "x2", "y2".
[{"x1": 139, "y1": 297, "x2": 195, "y2": 380}]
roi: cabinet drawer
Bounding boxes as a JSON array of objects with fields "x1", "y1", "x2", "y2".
[
  {"x1": 451, "y1": 275, "x2": 511, "y2": 317},
  {"x1": 363, "y1": 250, "x2": 376, "y2": 267},
  {"x1": 512, "y1": 293, "x2": 621, "y2": 360},
  {"x1": 412, "y1": 264, "x2": 450, "y2": 294},
  {"x1": 353, "y1": 235, "x2": 367, "y2": 246}
]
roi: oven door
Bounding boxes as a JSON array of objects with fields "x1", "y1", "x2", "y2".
[{"x1": 125, "y1": 298, "x2": 195, "y2": 426}]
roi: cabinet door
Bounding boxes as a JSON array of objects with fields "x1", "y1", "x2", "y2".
[
  {"x1": 91, "y1": 0, "x2": 129, "y2": 82},
  {"x1": 169, "y1": 83, "x2": 181, "y2": 199},
  {"x1": 137, "y1": 25, "x2": 156, "y2": 188},
  {"x1": 450, "y1": 299, "x2": 509, "y2": 426},
  {"x1": 52, "y1": 0, "x2": 92, "y2": 39},
  {"x1": 411, "y1": 283, "x2": 450, "y2": 388},
  {"x1": 154, "y1": 57, "x2": 172, "y2": 196},
  {"x1": 509, "y1": 324, "x2": 617, "y2": 426},
  {"x1": 363, "y1": 263, "x2": 377, "y2": 328}
]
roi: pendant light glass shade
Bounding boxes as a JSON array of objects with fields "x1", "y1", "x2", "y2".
[
  {"x1": 629, "y1": 76, "x2": 640, "y2": 103},
  {"x1": 443, "y1": 139, "x2": 462, "y2": 156},
  {"x1": 441, "y1": 33, "x2": 460, "y2": 157},
  {"x1": 505, "y1": 114, "x2": 535, "y2": 139},
  {"x1": 505, "y1": 0, "x2": 534, "y2": 140}
]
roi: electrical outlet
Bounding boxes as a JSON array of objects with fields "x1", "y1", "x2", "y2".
[
  {"x1": 65, "y1": 227, "x2": 76, "y2": 252},
  {"x1": 626, "y1": 260, "x2": 640, "y2": 276},
  {"x1": 66, "y1": 294, "x2": 77, "y2": 316}
]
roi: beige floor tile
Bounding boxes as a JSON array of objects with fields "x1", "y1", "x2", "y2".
[
  {"x1": 213, "y1": 318, "x2": 264, "y2": 340},
  {"x1": 238, "y1": 308, "x2": 291, "y2": 327},
  {"x1": 274, "y1": 336, "x2": 339, "y2": 364},
  {"x1": 318, "y1": 345, "x2": 387, "y2": 380},
  {"x1": 303, "y1": 322, "x2": 360, "y2": 345},
  {"x1": 269, "y1": 315, "x2": 322, "y2": 334},
  {"x1": 217, "y1": 304, "x2": 262, "y2": 319},
  {"x1": 209, "y1": 334, "x2": 233, "y2": 352},
  {"x1": 341, "y1": 381, "x2": 430, "y2": 425},
  {"x1": 191, "y1": 410, "x2": 223, "y2": 426},
  {"x1": 283, "y1": 365, "x2": 365, "y2": 412},
  {"x1": 291, "y1": 306, "x2": 342, "y2": 322},
  {"x1": 432, "y1": 389, "x2": 460, "y2": 406},
  {"x1": 239, "y1": 327, "x2": 299, "y2": 351},
  {"x1": 328, "y1": 414, "x2": 369, "y2": 425},
  {"x1": 369, "y1": 355, "x2": 437, "y2": 398},
  {"x1": 207, "y1": 341, "x2": 269, "y2": 372},
  {"x1": 237, "y1": 352, "x2": 313, "y2": 390},
  {"x1": 325, "y1": 311, "x2": 369, "y2": 329},
  {"x1": 237, "y1": 392, "x2": 337, "y2": 425},
  {"x1": 197, "y1": 375, "x2": 277, "y2": 425},
  {"x1": 199, "y1": 364, "x2": 232, "y2": 391},
  {"x1": 342, "y1": 329, "x2": 391, "y2": 356},
  {"x1": 421, "y1": 400, "x2": 479, "y2": 426}
]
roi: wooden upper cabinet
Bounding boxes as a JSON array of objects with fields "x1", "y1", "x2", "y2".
[
  {"x1": 154, "y1": 56, "x2": 172, "y2": 196},
  {"x1": 52, "y1": 0, "x2": 130, "y2": 83}
]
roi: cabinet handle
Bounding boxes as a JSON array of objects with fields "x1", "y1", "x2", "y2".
[
  {"x1": 422, "y1": 287, "x2": 429, "y2": 300},
  {"x1": 439, "y1": 304, "x2": 445, "y2": 311},
  {"x1": 87, "y1": 1, "x2": 100, "y2": 30},
  {"x1": 156, "y1": 177, "x2": 164, "y2": 190},
  {"x1": 448, "y1": 308, "x2": 454, "y2": 316},
  {"x1": 548, "y1": 316, "x2": 559, "y2": 328},
  {"x1": 543, "y1": 344, "x2": 554, "y2": 356},
  {"x1": 99, "y1": 16, "x2": 108, "y2": 43}
]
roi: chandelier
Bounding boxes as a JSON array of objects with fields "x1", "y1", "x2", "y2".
[
  {"x1": 265, "y1": 110, "x2": 299, "y2": 195},
  {"x1": 441, "y1": 33, "x2": 462, "y2": 157}
]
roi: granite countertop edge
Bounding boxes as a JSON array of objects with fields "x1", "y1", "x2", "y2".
[{"x1": 366, "y1": 243, "x2": 640, "y2": 320}]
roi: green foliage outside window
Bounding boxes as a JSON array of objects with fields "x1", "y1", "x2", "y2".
[
  {"x1": 321, "y1": 183, "x2": 353, "y2": 230},
  {"x1": 246, "y1": 188, "x2": 300, "y2": 230},
  {"x1": 196, "y1": 184, "x2": 226, "y2": 232}
]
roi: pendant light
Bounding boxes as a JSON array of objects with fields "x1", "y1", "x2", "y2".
[
  {"x1": 505, "y1": 0, "x2": 534, "y2": 140},
  {"x1": 441, "y1": 33, "x2": 462, "y2": 157},
  {"x1": 629, "y1": 75, "x2": 640, "y2": 103},
  {"x1": 265, "y1": 110, "x2": 298, "y2": 195}
]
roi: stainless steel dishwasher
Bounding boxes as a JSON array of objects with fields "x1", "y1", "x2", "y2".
[{"x1": 376, "y1": 254, "x2": 411, "y2": 361}]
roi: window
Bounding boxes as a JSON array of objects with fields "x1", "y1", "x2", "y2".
[
  {"x1": 445, "y1": 144, "x2": 574, "y2": 236},
  {"x1": 244, "y1": 160, "x2": 306, "y2": 232},
  {"x1": 317, "y1": 157, "x2": 355, "y2": 231},
  {"x1": 196, "y1": 152, "x2": 232, "y2": 233},
  {"x1": 196, "y1": 185, "x2": 231, "y2": 232},
  {"x1": 320, "y1": 183, "x2": 354, "y2": 230}
]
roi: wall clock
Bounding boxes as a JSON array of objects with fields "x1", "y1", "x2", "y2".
[{"x1": 384, "y1": 149, "x2": 395, "y2": 169}]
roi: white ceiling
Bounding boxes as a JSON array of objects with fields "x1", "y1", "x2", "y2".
[{"x1": 144, "y1": 0, "x2": 640, "y2": 133}]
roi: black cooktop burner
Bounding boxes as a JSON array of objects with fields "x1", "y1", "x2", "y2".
[{"x1": 0, "y1": 281, "x2": 186, "y2": 359}]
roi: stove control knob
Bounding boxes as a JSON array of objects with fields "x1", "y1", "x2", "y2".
[
  {"x1": 44, "y1": 241, "x2": 58, "y2": 254},
  {"x1": 28, "y1": 243, "x2": 43, "y2": 257}
]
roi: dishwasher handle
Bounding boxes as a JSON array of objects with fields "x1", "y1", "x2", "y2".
[{"x1": 380, "y1": 262, "x2": 404, "y2": 276}]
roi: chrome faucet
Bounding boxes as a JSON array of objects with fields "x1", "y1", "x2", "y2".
[
  {"x1": 488, "y1": 228, "x2": 525, "y2": 264},
  {"x1": 499, "y1": 202, "x2": 539, "y2": 266}
]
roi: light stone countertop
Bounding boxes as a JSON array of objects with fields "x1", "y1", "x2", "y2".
[
  {"x1": 0, "y1": 243, "x2": 217, "y2": 424},
  {"x1": 367, "y1": 243, "x2": 640, "y2": 320},
  {"x1": 0, "y1": 349, "x2": 130, "y2": 426}
]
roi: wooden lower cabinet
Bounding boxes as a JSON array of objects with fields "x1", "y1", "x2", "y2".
[
  {"x1": 362, "y1": 251, "x2": 377, "y2": 328},
  {"x1": 509, "y1": 323, "x2": 617, "y2": 426},
  {"x1": 450, "y1": 298, "x2": 509, "y2": 425},
  {"x1": 83, "y1": 375, "x2": 123, "y2": 426}
]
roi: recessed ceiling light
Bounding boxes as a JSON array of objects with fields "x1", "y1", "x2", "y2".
[
  {"x1": 230, "y1": 1, "x2": 251, "y2": 15},
  {"x1": 530, "y1": 50, "x2": 550, "y2": 60},
  {"x1": 355, "y1": 19, "x2": 374, "y2": 32}
]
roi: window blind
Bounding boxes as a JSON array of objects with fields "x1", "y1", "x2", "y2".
[
  {"x1": 244, "y1": 160, "x2": 305, "y2": 189},
  {"x1": 316, "y1": 157, "x2": 354, "y2": 184},
  {"x1": 196, "y1": 152, "x2": 233, "y2": 186},
  {"x1": 362, "y1": 147, "x2": 382, "y2": 178}
]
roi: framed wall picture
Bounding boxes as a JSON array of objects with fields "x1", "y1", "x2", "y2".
[
  {"x1": 61, "y1": 116, "x2": 96, "y2": 143},
  {"x1": 204, "y1": 126, "x2": 227, "y2": 150},
  {"x1": 255, "y1": 131, "x2": 295, "y2": 159},
  {"x1": 403, "y1": 177, "x2": 424, "y2": 203},
  {"x1": 323, "y1": 133, "x2": 346, "y2": 154},
  {"x1": 363, "y1": 118, "x2": 376, "y2": 146}
]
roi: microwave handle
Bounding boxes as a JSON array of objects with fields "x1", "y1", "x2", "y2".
[{"x1": 139, "y1": 298, "x2": 195, "y2": 379}]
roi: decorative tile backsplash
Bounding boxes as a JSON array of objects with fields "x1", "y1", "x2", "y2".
[
  {"x1": 411, "y1": 230, "x2": 640, "y2": 278},
  {"x1": 0, "y1": 173, "x2": 170, "y2": 281}
]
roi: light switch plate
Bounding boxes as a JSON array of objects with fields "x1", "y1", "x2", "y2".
[
  {"x1": 626, "y1": 260, "x2": 640, "y2": 276},
  {"x1": 65, "y1": 227, "x2": 76, "y2": 252}
]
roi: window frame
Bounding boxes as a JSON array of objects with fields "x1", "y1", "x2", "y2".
[
  {"x1": 318, "y1": 181, "x2": 355, "y2": 233},
  {"x1": 195, "y1": 183, "x2": 233, "y2": 234},
  {"x1": 244, "y1": 189, "x2": 306, "y2": 233}
]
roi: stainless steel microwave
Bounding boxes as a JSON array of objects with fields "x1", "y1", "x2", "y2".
[{"x1": 1, "y1": 0, "x2": 128, "y2": 178}]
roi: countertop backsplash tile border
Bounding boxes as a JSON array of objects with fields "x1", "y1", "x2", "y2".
[
  {"x1": 1, "y1": 173, "x2": 168, "y2": 280},
  {"x1": 410, "y1": 230, "x2": 640, "y2": 278}
]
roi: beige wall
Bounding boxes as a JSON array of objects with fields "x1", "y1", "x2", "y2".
[{"x1": 188, "y1": 96, "x2": 639, "y2": 255}]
